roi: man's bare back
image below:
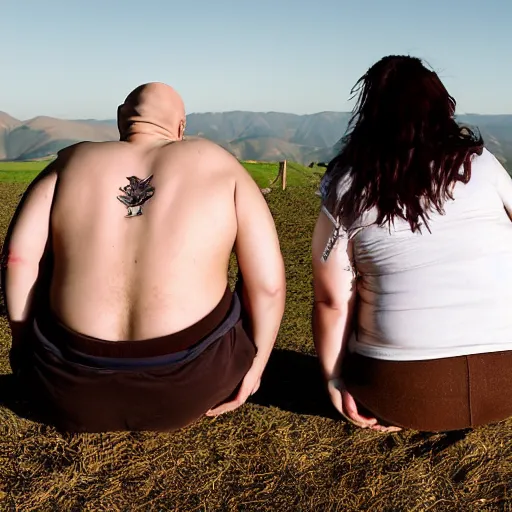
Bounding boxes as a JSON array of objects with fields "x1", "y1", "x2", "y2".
[
  {"x1": 2, "y1": 83, "x2": 286, "y2": 429},
  {"x1": 50, "y1": 138, "x2": 245, "y2": 340}
]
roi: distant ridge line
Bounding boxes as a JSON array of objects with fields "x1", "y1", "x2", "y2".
[{"x1": 0, "y1": 110, "x2": 511, "y2": 167}]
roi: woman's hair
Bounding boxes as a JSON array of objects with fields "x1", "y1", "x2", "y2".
[{"x1": 324, "y1": 55, "x2": 484, "y2": 232}]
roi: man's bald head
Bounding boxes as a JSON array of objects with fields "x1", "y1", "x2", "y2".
[{"x1": 117, "y1": 82, "x2": 186, "y2": 142}]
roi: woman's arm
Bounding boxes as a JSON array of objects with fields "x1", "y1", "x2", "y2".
[
  {"x1": 312, "y1": 209, "x2": 386, "y2": 429},
  {"x1": 311, "y1": 209, "x2": 402, "y2": 432},
  {"x1": 311, "y1": 209, "x2": 356, "y2": 380}
]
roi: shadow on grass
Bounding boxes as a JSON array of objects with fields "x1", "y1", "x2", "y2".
[
  {"x1": 0, "y1": 373, "x2": 45, "y2": 423},
  {"x1": 249, "y1": 348, "x2": 340, "y2": 420},
  {"x1": 250, "y1": 349, "x2": 472, "y2": 454}
]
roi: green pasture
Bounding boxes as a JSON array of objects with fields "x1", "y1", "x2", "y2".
[
  {"x1": 0, "y1": 161, "x2": 52, "y2": 183},
  {"x1": 0, "y1": 160, "x2": 323, "y2": 188}
]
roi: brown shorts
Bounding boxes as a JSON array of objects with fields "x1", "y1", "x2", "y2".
[
  {"x1": 342, "y1": 350, "x2": 512, "y2": 431},
  {"x1": 21, "y1": 287, "x2": 256, "y2": 433}
]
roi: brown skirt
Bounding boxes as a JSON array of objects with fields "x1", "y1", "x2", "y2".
[
  {"x1": 342, "y1": 350, "x2": 512, "y2": 431},
  {"x1": 18, "y1": 287, "x2": 256, "y2": 433}
]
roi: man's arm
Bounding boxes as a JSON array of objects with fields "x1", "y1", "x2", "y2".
[
  {"x1": 1, "y1": 164, "x2": 58, "y2": 345},
  {"x1": 233, "y1": 168, "x2": 286, "y2": 367},
  {"x1": 206, "y1": 163, "x2": 286, "y2": 416}
]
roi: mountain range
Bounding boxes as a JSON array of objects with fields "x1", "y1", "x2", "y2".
[{"x1": 1, "y1": 110, "x2": 511, "y2": 170}]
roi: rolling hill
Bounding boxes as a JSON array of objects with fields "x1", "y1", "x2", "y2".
[
  {"x1": 1, "y1": 110, "x2": 511, "y2": 170},
  {"x1": 0, "y1": 111, "x2": 118, "y2": 161}
]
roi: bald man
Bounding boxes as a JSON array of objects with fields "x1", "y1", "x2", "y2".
[{"x1": 1, "y1": 83, "x2": 286, "y2": 432}]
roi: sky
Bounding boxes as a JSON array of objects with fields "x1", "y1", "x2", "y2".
[{"x1": 1, "y1": 0, "x2": 511, "y2": 119}]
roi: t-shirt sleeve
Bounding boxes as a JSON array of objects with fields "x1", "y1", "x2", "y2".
[
  {"x1": 318, "y1": 171, "x2": 331, "y2": 201},
  {"x1": 487, "y1": 150, "x2": 512, "y2": 216},
  {"x1": 318, "y1": 172, "x2": 350, "y2": 262}
]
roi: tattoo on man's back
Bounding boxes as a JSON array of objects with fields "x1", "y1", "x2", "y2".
[{"x1": 117, "y1": 175, "x2": 155, "y2": 217}]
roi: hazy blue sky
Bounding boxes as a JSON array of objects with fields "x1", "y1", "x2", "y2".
[{"x1": 1, "y1": 0, "x2": 511, "y2": 119}]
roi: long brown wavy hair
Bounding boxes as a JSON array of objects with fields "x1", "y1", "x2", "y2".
[{"x1": 324, "y1": 55, "x2": 484, "y2": 232}]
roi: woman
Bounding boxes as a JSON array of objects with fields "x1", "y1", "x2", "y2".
[{"x1": 312, "y1": 55, "x2": 512, "y2": 432}]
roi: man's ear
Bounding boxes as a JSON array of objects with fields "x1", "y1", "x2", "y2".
[
  {"x1": 178, "y1": 120, "x2": 186, "y2": 140},
  {"x1": 117, "y1": 105, "x2": 124, "y2": 137}
]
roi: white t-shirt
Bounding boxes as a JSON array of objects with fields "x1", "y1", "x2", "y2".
[{"x1": 320, "y1": 149, "x2": 512, "y2": 361}]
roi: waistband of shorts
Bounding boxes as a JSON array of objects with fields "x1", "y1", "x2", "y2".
[{"x1": 34, "y1": 285, "x2": 236, "y2": 359}]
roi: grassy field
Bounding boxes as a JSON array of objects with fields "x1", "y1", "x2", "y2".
[
  {"x1": 0, "y1": 161, "x2": 53, "y2": 183},
  {"x1": 0, "y1": 167, "x2": 511, "y2": 510},
  {"x1": 241, "y1": 162, "x2": 324, "y2": 188},
  {"x1": 0, "y1": 160, "x2": 323, "y2": 187}
]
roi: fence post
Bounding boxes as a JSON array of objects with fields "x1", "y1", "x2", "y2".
[{"x1": 279, "y1": 160, "x2": 287, "y2": 190}]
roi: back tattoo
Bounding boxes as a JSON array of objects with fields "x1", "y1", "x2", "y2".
[{"x1": 117, "y1": 175, "x2": 155, "y2": 217}]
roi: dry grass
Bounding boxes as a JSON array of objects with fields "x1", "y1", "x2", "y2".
[{"x1": 0, "y1": 182, "x2": 511, "y2": 511}]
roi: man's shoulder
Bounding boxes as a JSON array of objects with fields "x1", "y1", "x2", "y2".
[
  {"x1": 57, "y1": 140, "x2": 121, "y2": 157},
  {"x1": 175, "y1": 139, "x2": 244, "y2": 175},
  {"x1": 49, "y1": 142, "x2": 128, "y2": 178},
  {"x1": 181, "y1": 137, "x2": 233, "y2": 156}
]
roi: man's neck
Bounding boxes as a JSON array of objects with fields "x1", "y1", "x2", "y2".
[{"x1": 123, "y1": 133, "x2": 181, "y2": 146}]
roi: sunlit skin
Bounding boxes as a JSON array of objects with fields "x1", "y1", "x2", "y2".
[
  {"x1": 3, "y1": 82, "x2": 286, "y2": 418},
  {"x1": 6, "y1": 254, "x2": 24, "y2": 265}
]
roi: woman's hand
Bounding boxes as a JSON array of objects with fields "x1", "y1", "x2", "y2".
[{"x1": 327, "y1": 378, "x2": 402, "y2": 433}]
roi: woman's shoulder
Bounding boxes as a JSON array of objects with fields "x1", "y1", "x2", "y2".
[
  {"x1": 469, "y1": 147, "x2": 510, "y2": 185},
  {"x1": 318, "y1": 168, "x2": 353, "y2": 202},
  {"x1": 471, "y1": 147, "x2": 502, "y2": 169}
]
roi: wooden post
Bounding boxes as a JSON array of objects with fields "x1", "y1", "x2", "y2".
[{"x1": 279, "y1": 160, "x2": 287, "y2": 190}]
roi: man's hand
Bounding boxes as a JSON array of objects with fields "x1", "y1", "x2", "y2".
[
  {"x1": 205, "y1": 359, "x2": 264, "y2": 417},
  {"x1": 327, "y1": 378, "x2": 402, "y2": 433}
]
